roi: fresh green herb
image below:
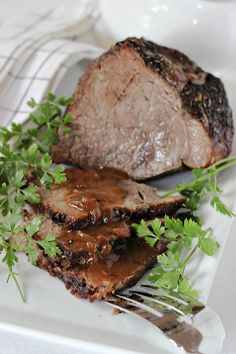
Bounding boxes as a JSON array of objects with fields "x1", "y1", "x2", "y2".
[
  {"x1": 132, "y1": 216, "x2": 219, "y2": 304},
  {"x1": 37, "y1": 233, "x2": 62, "y2": 259},
  {"x1": 161, "y1": 156, "x2": 236, "y2": 217},
  {"x1": 132, "y1": 219, "x2": 165, "y2": 246},
  {"x1": 0, "y1": 92, "x2": 72, "y2": 300},
  {"x1": 133, "y1": 157, "x2": 236, "y2": 305}
]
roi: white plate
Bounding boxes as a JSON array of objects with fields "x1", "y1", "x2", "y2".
[{"x1": 1, "y1": 1, "x2": 236, "y2": 353}]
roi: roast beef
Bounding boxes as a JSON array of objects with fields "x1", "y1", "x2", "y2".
[
  {"x1": 29, "y1": 213, "x2": 132, "y2": 268},
  {"x1": 37, "y1": 238, "x2": 162, "y2": 301},
  {"x1": 36, "y1": 168, "x2": 185, "y2": 229},
  {"x1": 52, "y1": 37, "x2": 233, "y2": 180}
]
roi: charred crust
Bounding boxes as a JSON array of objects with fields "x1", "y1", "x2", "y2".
[
  {"x1": 115, "y1": 37, "x2": 202, "y2": 88},
  {"x1": 115, "y1": 37, "x2": 234, "y2": 157},
  {"x1": 40, "y1": 207, "x2": 91, "y2": 230},
  {"x1": 65, "y1": 276, "x2": 91, "y2": 299},
  {"x1": 115, "y1": 37, "x2": 178, "y2": 86},
  {"x1": 50, "y1": 212, "x2": 66, "y2": 225},
  {"x1": 53, "y1": 239, "x2": 128, "y2": 269},
  {"x1": 112, "y1": 199, "x2": 185, "y2": 223},
  {"x1": 181, "y1": 74, "x2": 233, "y2": 154},
  {"x1": 37, "y1": 197, "x2": 185, "y2": 231},
  {"x1": 132, "y1": 199, "x2": 185, "y2": 220}
]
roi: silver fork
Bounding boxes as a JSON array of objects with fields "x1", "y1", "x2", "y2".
[{"x1": 107, "y1": 284, "x2": 223, "y2": 354}]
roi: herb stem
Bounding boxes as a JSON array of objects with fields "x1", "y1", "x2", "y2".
[
  {"x1": 162, "y1": 156, "x2": 236, "y2": 198},
  {"x1": 7, "y1": 268, "x2": 26, "y2": 302},
  {"x1": 212, "y1": 155, "x2": 236, "y2": 168},
  {"x1": 214, "y1": 159, "x2": 236, "y2": 174},
  {"x1": 182, "y1": 242, "x2": 199, "y2": 272}
]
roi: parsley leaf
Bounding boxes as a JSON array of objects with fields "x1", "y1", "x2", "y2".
[
  {"x1": 26, "y1": 239, "x2": 40, "y2": 266},
  {"x1": 162, "y1": 155, "x2": 236, "y2": 217},
  {"x1": 49, "y1": 165, "x2": 67, "y2": 184},
  {"x1": 25, "y1": 216, "x2": 42, "y2": 238},
  {"x1": 132, "y1": 216, "x2": 219, "y2": 304},
  {"x1": 199, "y1": 237, "x2": 219, "y2": 256},
  {"x1": 22, "y1": 185, "x2": 40, "y2": 204},
  {"x1": 37, "y1": 233, "x2": 62, "y2": 258},
  {"x1": 178, "y1": 277, "x2": 199, "y2": 303},
  {"x1": 132, "y1": 219, "x2": 164, "y2": 246},
  {"x1": 211, "y1": 195, "x2": 235, "y2": 217}
]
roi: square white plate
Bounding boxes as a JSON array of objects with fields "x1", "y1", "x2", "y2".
[{"x1": 1, "y1": 1, "x2": 236, "y2": 353}]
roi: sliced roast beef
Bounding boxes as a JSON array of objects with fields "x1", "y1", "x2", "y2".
[
  {"x1": 30, "y1": 213, "x2": 131, "y2": 268},
  {"x1": 52, "y1": 37, "x2": 233, "y2": 180},
  {"x1": 36, "y1": 168, "x2": 185, "y2": 229},
  {"x1": 37, "y1": 238, "x2": 162, "y2": 301}
]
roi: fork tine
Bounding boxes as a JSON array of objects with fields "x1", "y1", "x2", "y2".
[
  {"x1": 107, "y1": 296, "x2": 162, "y2": 322},
  {"x1": 116, "y1": 293, "x2": 164, "y2": 318},
  {"x1": 106, "y1": 297, "x2": 134, "y2": 316},
  {"x1": 130, "y1": 290, "x2": 186, "y2": 316},
  {"x1": 141, "y1": 284, "x2": 189, "y2": 306}
]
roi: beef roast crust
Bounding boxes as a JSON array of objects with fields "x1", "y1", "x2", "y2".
[
  {"x1": 181, "y1": 74, "x2": 233, "y2": 160},
  {"x1": 115, "y1": 38, "x2": 233, "y2": 160}
]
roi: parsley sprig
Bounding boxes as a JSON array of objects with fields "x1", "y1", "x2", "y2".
[
  {"x1": 133, "y1": 154, "x2": 236, "y2": 305},
  {"x1": 133, "y1": 217, "x2": 219, "y2": 303},
  {"x1": 162, "y1": 156, "x2": 236, "y2": 217},
  {"x1": 0, "y1": 92, "x2": 72, "y2": 300}
]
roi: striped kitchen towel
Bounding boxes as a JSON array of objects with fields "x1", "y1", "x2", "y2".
[{"x1": 0, "y1": 0, "x2": 103, "y2": 126}]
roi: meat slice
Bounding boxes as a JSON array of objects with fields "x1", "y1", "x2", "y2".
[
  {"x1": 52, "y1": 37, "x2": 233, "y2": 180},
  {"x1": 36, "y1": 168, "x2": 185, "y2": 229},
  {"x1": 37, "y1": 238, "x2": 162, "y2": 301},
  {"x1": 30, "y1": 214, "x2": 131, "y2": 268}
]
